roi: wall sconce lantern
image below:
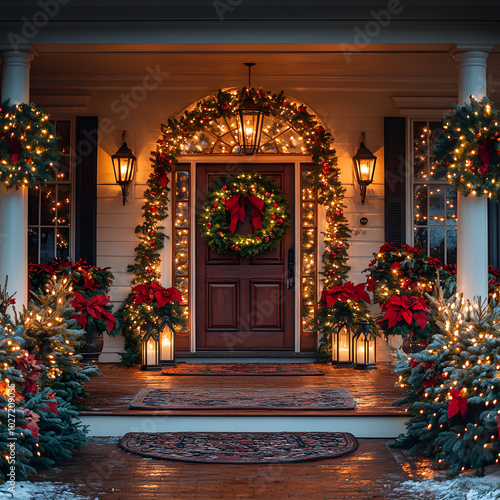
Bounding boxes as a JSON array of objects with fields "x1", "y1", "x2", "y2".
[
  {"x1": 353, "y1": 132, "x2": 377, "y2": 205},
  {"x1": 111, "y1": 131, "x2": 136, "y2": 205},
  {"x1": 353, "y1": 320, "x2": 377, "y2": 369},
  {"x1": 140, "y1": 323, "x2": 161, "y2": 371},
  {"x1": 159, "y1": 315, "x2": 176, "y2": 366},
  {"x1": 332, "y1": 315, "x2": 353, "y2": 365},
  {"x1": 236, "y1": 63, "x2": 264, "y2": 155}
]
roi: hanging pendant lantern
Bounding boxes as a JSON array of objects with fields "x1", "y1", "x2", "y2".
[{"x1": 237, "y1": 63, "x2": 264, "y2": 155}]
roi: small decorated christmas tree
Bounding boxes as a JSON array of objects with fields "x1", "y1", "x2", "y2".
[{"x1": 391, "y1": 286, "x2": 500, "y2": 475}]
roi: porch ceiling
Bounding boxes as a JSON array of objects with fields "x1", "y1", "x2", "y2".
[{"x1": 23, "y1": 44, "x2": 500, "y2": 96}]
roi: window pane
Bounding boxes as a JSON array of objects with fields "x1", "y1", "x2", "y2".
[
  {"x1": 175, "y1": 229, "x2": 189, "y2": 275},
  {"x1": 302, "y1": 202, "x2": 316, "y2": 227},
  {"x1": 429, "y1": 228, "x2": 445, "y2": 262},
  {"x1": 57, "y1": 227, "x2": 70, "y2": 259},
  {"x1": 57, "y1": 185, "x2": 71, "y2": 225},
  {"x1": 414, "y1": 185, "x2": 427, "y2": 226},
  {"x1": 56, "y1": 157, "x2": 71, "y2": 182},
  {"x1": 302, "y1": 228, "x2": 316, "y2": 275},
  {"x1": 28, "y1": 227, "x2": 38, "y2": 263},
  {"x1": 40, "y1": 186, "x2": 56, "y2": 225},
  {"x1": 175, "y1": 277, "x2": 189, "y2": 305},
  {"x1": 414, "y1": 227, "x2": 427, "y2": 253},
  {"x1": 175, "y1": 171, "x2": 189, "y2": 200},
  {"x1": 56, "y1": 120, "x2": 71, "y2": 154},
  {"x1": 446, "y1": 228, "x2": 457, "y2": 265},
  {"x1": 413, "y1": 122, "x2": 428, "y2": 181},
  {"x1": 429, "y1": 186, "x2": 445, "y2": 226},
  {"x1": 174, "y1": 202, "x2": 189, "y2": 228},
  {"x1": 28, "y1": 189, "x2": 39, "y2": 225},
  {"x1": 40, "y1": 228, "x2": 55, "y2": 263},
  {"x1": 446, "y1": 186, "x2": 457, "y2": 226}
]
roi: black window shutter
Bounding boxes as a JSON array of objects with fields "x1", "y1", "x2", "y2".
[
  {"x1": 384, "y1": 117, "x2": 407, "y2": 246},
  {"x1": 488, "y1": 199, "x2": 500, "y2": 269},
  {"x1": 74, "y1": 116, "x2": 98, "y2": 265}
]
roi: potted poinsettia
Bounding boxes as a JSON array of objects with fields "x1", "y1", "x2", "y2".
[
  {"x1": 317, "y1": 280, "x2": 377, "y2": 362},
  {"x1": 376, "y1": 293, "x2": 433, "y2": 352},
  {"x1": 119, "y1": 282, "x2": 184, "y2": 366}
]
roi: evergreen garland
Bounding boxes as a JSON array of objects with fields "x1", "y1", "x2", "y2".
[
  {"x1": 199, "y1": 171, "x2": 291, "y2": 258},
  {"x1": 434, "y1": 97, "x2": 500, "y2": 200},
  {"x1": 120, "y1": 87, "x2": 350, "y2": 362},
  {"x1": 0, "y1": 100, "x2": 59, "y2": 190}
]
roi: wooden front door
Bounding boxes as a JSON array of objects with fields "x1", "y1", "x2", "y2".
[{"x1": 196, "y1": 163, "x2": 295, "y2": 351}]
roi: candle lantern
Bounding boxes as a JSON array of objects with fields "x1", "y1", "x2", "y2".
[
  {"x1": 140, "y1": 323, "x2": 161, "y2": 371},
  {"x1": 159, "y1": 315, "x2": 176, "y2": 366},
  {"x1": 332, "y1": 315, "x2": 353, "y2": 365},
  {"x1": 353, "y1": 320, "x2": 376, "y2": 369}
]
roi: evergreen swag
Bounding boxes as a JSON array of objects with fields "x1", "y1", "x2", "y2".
[
  {"x1": 199, "y1": 171, "x2": 291, "y2": 258},
  {"x1": 119, "y1": 87, "x2": 351, "y2": 362},
  {"x1": 391, "y1": 287, "x2": 500, "y2": 475},
  {"x1": 0, "y1": 100, "x2": 59, "y2": 190},
  {"x1": 434, "y1": 97, "x2": 500, "y2": 200}
]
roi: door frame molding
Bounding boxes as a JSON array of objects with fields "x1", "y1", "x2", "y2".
[{"x1": 162, "y1": 154, "x2": 319, "y2": 353}]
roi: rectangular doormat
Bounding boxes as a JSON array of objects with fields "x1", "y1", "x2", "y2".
[
  {"x1": 129, "y1": 387, "x2": 356, "y2": 410},
  {"x1": 119, "y1": 431, "x2": 358, "y2": 464},
  {"x1": 160, "y1": 363, "x2": 324, "y2": 376}
]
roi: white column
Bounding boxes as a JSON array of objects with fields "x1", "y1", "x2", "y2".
[
  {"x1": 0, "y1": 49, "x2": 35, "y2": 308},
  {"x1": 451, "y1": 45, "x2": 492, "y2": 303}
]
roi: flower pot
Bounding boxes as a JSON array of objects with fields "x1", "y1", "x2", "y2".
[
  {"x1": 402, "y1": 336, "x2": 428, "y2": 354},
  {"x1": 80, "y1": 331, "x2": 104, "y2": 364}
]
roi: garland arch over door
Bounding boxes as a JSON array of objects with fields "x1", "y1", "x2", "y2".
[{"x1": 120, "y1": 88, "x2": 352, "y2": 356}]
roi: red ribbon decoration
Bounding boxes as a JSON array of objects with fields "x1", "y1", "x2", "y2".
[
  {"x1": 223, "y1": 195, "x2": 264, "y2": 234},
  {"x1": 70, "y1": 292, "x2": 116, "y2": 332},
  {"x1": 448, "y1": 389, "x2": 468, "y2": 419},
  {"x1": 478, "y1": 140, "x2": 494, "y2": 175},
  {"x1": 132, "y1": 282, "x2": 183, "y2": 308},
  {"x1": 154, "y1": 167, "x2": 169, "y2": 188}
]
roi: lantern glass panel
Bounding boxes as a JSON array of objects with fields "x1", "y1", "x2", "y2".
[
  {"x1": 332, "y1": 323, "x2": 352, "y2": 364},
  {"x1": 160, "y1": 324, "x2": 175, "y2": 362}
]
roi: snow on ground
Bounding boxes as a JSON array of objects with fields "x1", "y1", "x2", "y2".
[
  {"x1": 396, "y1": 469, "x2": 500, "y2": 500},
  {"x1": 0, "y1": 481, "x2": 99, "y2": 500}
]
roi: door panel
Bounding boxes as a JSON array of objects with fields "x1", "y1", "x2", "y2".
[{"x1": 196, "y1": 163, "x2": 295, "y2": 351}]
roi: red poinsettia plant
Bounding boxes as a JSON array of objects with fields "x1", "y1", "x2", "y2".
[
  {"x1": 70, "y1": 292, "x2": 117, "y2": 338},
  {"x1": 319, "y1": 281, "x2": 370, "y2": 308},
  {"x1": 377, "y1": 293, "x2": 432, "y2": 338},
  {"x1": 128, "y1": 282, "x2": 184, "y2": 330}
]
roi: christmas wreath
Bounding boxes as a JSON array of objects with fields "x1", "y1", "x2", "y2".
[
  {"x1": 434, "y1": 97, "x2": 500, "y2": 200},
  {"x1": 199, "y1": 171, "x2": 291, "y2": 258},
  {"x1": 0, "y1": 100, "x2": 59, "y2": 190}
]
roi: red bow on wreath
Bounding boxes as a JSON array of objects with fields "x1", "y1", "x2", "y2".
[
  {"x1": 70, "y1": 292, "x2": 116, "y2": 332},
  {"x1": 478, "y1": 139, "x2": 494, "y2": 175},
  {"x1": 223, "y1": 195, "x2": 265, "y2": 234},
  {"x1": 448, "y1": 389, "x2": 468, "y2": 419}
]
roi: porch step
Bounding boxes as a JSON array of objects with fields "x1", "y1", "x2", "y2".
[
  {"x1": 176, "y1": 351, "x2": 318, "y2": 362},
  {"x1": 80, "y1": 414, "x2": 408, "y2": 439}
]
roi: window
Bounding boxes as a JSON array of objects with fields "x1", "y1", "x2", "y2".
[
  {"x1": 28, "y1": 119, "x2": 73, "y2": 263},
  {"x1": 411, "y1": 120, "x2": 457, "y2": 264}
]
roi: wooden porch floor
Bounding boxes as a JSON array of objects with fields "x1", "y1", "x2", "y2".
[
  {"x1": 29, "y1": 437, "x2": 437, "y2": 499},
  {"x1": 80, "y1": 362, "x2": 406, "y2": 417}
]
